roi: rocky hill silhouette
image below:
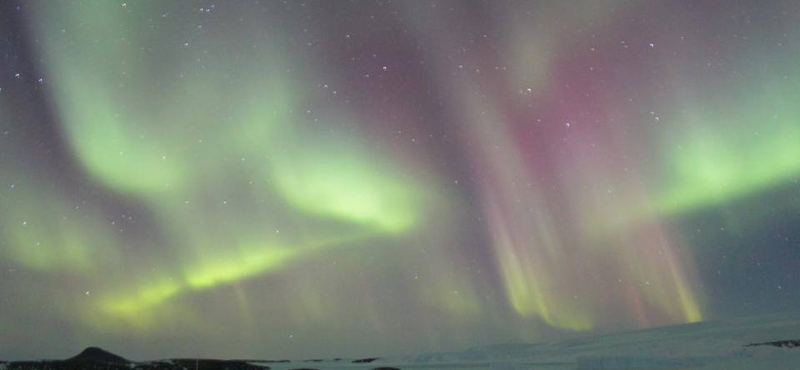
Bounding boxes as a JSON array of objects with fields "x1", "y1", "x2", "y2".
[
  {"x1": 4, "y1": 348, "x2": 271, "y2": 370},
  {"x1": 67, "y1": 347, "x2": 130, "y2": 364}
]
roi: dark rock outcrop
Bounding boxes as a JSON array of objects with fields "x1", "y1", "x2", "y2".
[
  {"x1": 746, "y1": 339, "x2": 800, "y2": 348},
  {"x1": 8, "y1": 360, "x2": 129, "y2": 370},
  {"x1": 137, "y1": 359, "x2": 269, "y2": 370},
  {"x1": 352, "y1": 357, "x2": 379, "y2": 363}
]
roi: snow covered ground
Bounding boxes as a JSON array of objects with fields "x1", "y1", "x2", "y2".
[{"x1": 259, "y1": 313, "x2": 800, "y2": 370}]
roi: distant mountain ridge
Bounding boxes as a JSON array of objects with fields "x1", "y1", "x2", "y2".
[
  {"x1": 0, "y1": 348, "x2": 395, "y2": 370},
  {"x1": 3, "y1": 348, "x2": 270, "y2": 370}
]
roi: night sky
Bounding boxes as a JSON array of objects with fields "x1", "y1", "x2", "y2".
[{"x1": 1, "y1": 0, "x2": 799, "y2": 361}]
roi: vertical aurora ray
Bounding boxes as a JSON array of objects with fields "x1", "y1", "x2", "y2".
[{"x1": 400, "y1": 0, "x2": 705, "y2": 335}]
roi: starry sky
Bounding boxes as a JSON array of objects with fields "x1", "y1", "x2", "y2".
[{"x1": 1, "y1": 0, "x2": 799, "y2": 361}]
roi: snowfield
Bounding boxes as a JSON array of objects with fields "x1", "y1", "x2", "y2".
[{"x1": 259, "y1": 313, "x2": 800, "y2": 370}]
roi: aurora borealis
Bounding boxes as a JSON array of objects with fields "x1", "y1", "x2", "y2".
[{"x1": 1, "y1": 0, "x2": 799, "y2": 361}]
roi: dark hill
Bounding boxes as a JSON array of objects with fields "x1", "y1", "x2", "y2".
[{"x1": 67, "y1": 347, "x2": 130, "y2": 364}]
